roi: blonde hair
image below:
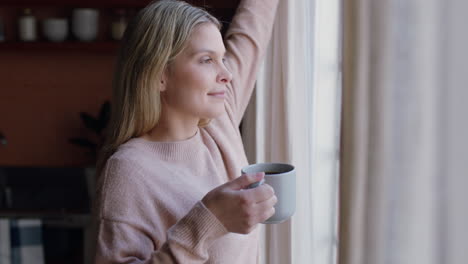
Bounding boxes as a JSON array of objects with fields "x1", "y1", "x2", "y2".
[{"x1": 97, "y1": 0, "x2": 221, "y2": 174}]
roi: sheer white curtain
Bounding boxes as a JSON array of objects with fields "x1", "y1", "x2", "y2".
[
  {"x1": 339, "y1": 0, "x2": 468, "y2": 263},
  {"x1": 242, "y1": 0, "x2": 341, "y2": 263}
]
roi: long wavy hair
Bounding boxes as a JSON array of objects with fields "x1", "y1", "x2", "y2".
[{"x1": 97, "y1": 0, "x2": 221, "y2": 175}]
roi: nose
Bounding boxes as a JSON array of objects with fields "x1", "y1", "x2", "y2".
[{"x1": 217, "y1": 64, "x2": 233, "y2": 84}]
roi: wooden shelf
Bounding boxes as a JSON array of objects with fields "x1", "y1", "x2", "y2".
[
  {"x1": 0, "y1": 41, "x2": 120, "y2": 52},
  {"x1": 0, "y1": 0, "x2": 239, "y2": 8},
  {"x1": 0, "y1": 0, "x2": 152, "y2": 8}
]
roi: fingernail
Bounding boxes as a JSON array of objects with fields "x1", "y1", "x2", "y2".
[{"x1": 247, "y1": 181, "x2": 261, "y2": 189}]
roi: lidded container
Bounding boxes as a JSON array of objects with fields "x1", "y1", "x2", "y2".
[
  {"x1": 111, "y1": 8, "x2": 127, "y2": 40},
  {"x1": 18, "y1": 8, "x2": 37, "y2": 42}
]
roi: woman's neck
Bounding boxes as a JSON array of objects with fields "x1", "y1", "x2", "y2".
[{"x1": 143, "y1": 113, "x2": 200, "y2": 142}]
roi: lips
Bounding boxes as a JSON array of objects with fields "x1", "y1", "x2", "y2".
[{"x1": 207, "y1": 91, "x2": 226, "y2": 98}]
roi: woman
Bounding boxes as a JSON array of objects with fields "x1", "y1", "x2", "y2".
[{"x1": 93, "y1": 0, "x2": 279, "y2": 263}]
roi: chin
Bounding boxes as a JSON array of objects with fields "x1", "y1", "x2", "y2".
[{"x1": 203, "y1": 106, "x2": 225, "y2": 119}]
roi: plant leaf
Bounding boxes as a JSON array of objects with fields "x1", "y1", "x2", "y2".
[
  {"x1": 69, "y1": 138, "x2": 97, "y2": 149},
  {"x1": 80, "y1": 112, "x2": 100, "y2": 134},
  {"x1": 97, "y1": 101, "x2": 111, "y2": 134}
]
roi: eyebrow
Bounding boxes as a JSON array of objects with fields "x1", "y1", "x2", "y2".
[{"x1": 191, "y1": 49, "x2": 226, "y2": 57}]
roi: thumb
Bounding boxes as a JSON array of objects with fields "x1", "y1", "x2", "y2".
[{"x1": 225, "y1": 172, "x2": 265, "y2": 191}]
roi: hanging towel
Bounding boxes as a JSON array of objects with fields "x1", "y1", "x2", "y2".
[
  {"x1": 0, "y1": 218, "x2": 11, "y2": 264},
  {"x1": 9, "y1": 219, "x2": 44, "y2": 264}
]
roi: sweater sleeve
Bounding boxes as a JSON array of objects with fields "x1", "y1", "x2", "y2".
[
  {"x1": 94, "y1": 201, "x2": 228, "y2": 264},
  {"x1": 93, "y1": 158, "x2": 228, "y2": 263},
  {"x1": 224, "y1": 0, "x2": 280, "y2": 126}
]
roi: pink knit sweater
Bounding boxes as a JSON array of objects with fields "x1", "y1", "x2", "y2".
[{"x1": 93, "y1": 0, "x2": 279, "y2": 263}]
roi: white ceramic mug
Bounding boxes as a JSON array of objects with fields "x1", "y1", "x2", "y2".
[
  {"x1": 72, "y1": 8, "x2": 99, "y2": 42},
  {"x1": 42, "y1": 18, "x2": 68, "y2": 42},
  {"x1": 241, "y1": 163, "x2": 296, "y2": 224}
]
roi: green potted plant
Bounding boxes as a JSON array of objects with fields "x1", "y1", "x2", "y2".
[
  {"x1": 69, "y1": 100, "x2": 110, "y2": 201},
  {"x1": 69, "y1": 101, "x2": 110, "y2": 163}
]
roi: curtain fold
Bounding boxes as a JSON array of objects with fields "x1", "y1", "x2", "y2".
[
  {"x1": 242, "y1": 0, "x2": 341, "y2": 263},
  {"x1": 251, "y1": 1, "x2": 292, "y2": 262},
  {"x1": 339, "y1": 0, "x2": 468, "y2": 263}
]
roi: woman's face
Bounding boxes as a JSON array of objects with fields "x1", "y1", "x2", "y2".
[{"x1": 160, "y1": 23, "x2": 232, "y2": 122}]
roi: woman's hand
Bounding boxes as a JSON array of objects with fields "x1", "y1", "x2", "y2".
[{"x1": 201, "y1": 172, "x2": 277, "y2": 234}]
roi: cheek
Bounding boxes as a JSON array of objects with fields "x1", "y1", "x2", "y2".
[
  {"x1": 177, "y1": 66, "x2": 214, "y2": 93},
  {"x1": 165, "y1": 67, "x2": 213, "y2": 106},
  {"x1": 165, "y1": 72, "x2": 209, "y2": 106},
  {"x1": 184, "y1": 64, "x2": 215, "y2": 86}
]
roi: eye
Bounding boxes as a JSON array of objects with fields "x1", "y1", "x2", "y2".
[{"x1": 202, "y1": 57, "x2": 213, "y2": 64}]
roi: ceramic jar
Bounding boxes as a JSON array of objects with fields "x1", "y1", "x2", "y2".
[
  {"x1": 72, "y1": 8, "x2": 99, "y2": 42},
  {"x1": 42, "y1": 18, "x2": 68, "y2": 42}
]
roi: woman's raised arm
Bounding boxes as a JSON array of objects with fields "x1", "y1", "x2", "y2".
[{"x1": 224, "y1": 0, "x2": 280, "y2": 126}]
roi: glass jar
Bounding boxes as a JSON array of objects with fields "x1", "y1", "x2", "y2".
[
  {"x1": 111, "y1": 9, "x2": 127, "y2": 41},
  {"x1": 18, "y1": 8, "x2": 37, "y2": 42}
]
